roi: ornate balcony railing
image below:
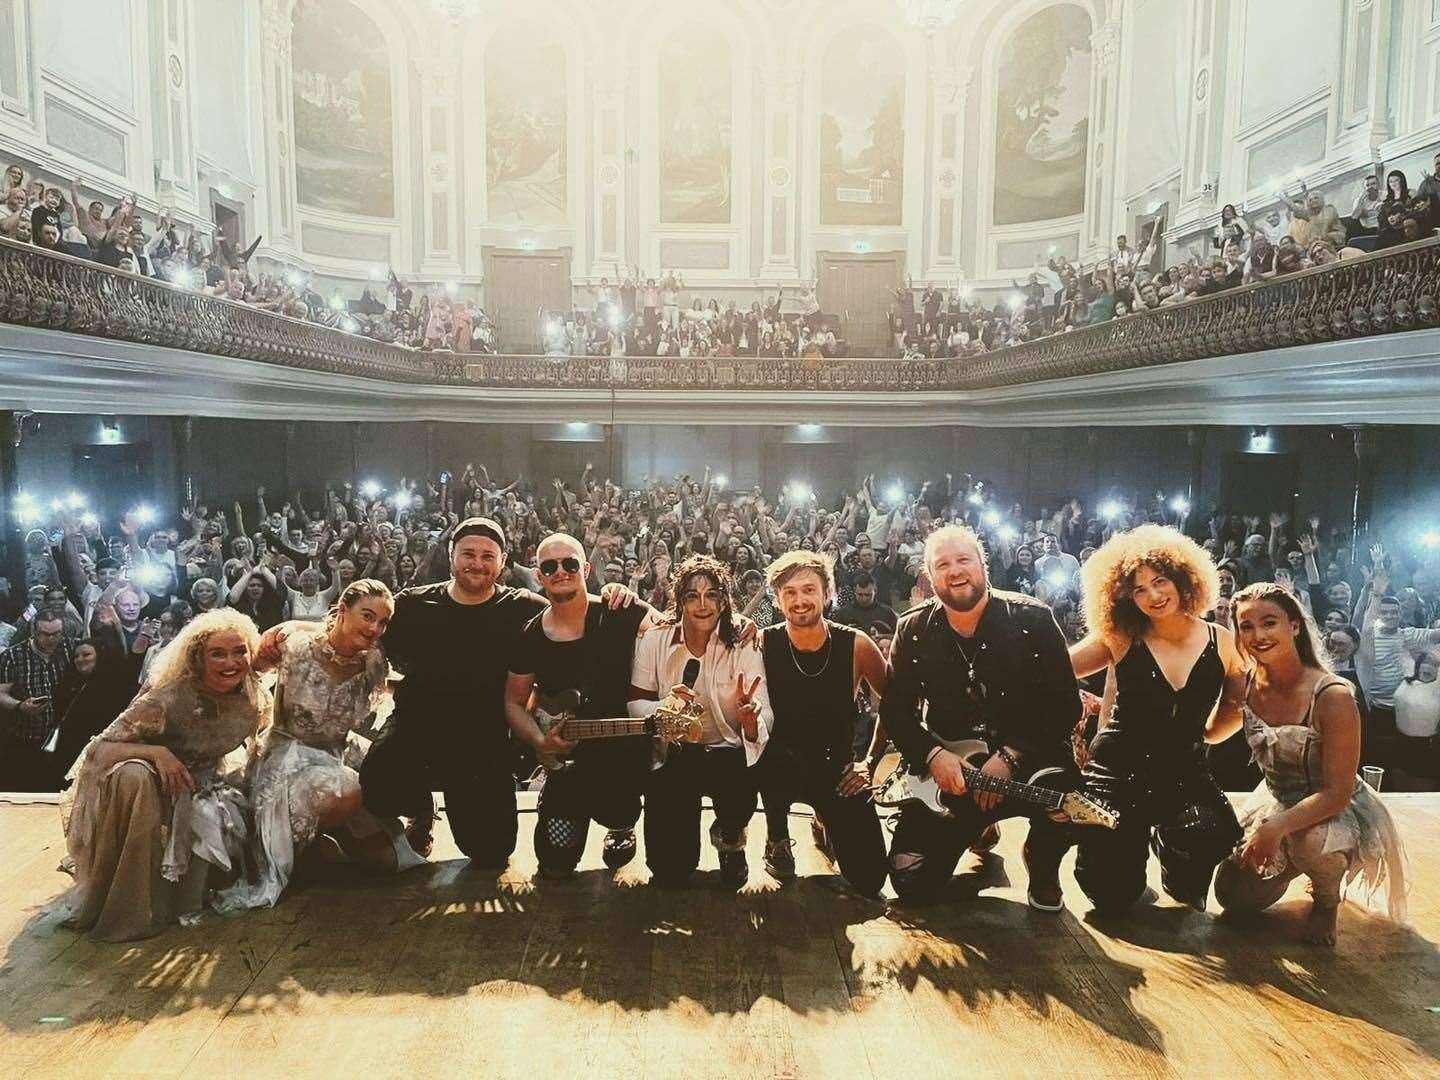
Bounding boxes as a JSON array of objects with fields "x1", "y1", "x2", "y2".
[{"x1": 3, "y1": 235, "x2": 1439, "y2": 393}]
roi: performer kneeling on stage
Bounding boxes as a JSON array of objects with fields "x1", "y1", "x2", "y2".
[
  {"x1": 881, "y1": 525, "x2": 1081, "y2": 909},
  {"x1": 758, "y1": 550, "x2": 890, "y2": 897},
  {"x1": 1068, "y1": 525, "x2": 1248, "y2": 913},
  {"x1": 505, "y1": 533, "x2": 654, "y2": 877},
  {"x1": 630, "y1": 555, "x2": 771, "y2": 889},
  {"x1": 1214, "y1": 583, "x2": 1408, "y2": 945}
]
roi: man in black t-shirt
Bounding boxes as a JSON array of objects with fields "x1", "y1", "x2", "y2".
[
  {"x1": 504, "y1": 533, "x2": 653, "y2": 876},
  {"x1": 360, "y1": 518, "x2": 546, "y2": 865}
]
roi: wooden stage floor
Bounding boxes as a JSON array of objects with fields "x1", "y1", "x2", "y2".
[{"x1": 0, "y1": 794, "x2": 1437, "y2": 1080}]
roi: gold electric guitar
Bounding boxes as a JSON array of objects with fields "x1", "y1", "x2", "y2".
[{"x1": 533, "y1": 688, "x2": 704, "y2": 772}]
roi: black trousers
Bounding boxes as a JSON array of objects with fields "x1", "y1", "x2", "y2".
[
  {"x1": 887, "y1": 761, "x2": 1079, "y2": 902},
  {"x1": 644, "y1": 744, "x2": 756, "y2": 884},
  {"x1": 359, "y1": 716, "x2": 518, "y2": 867},
  {"x1": 1074, "y1": 732, "x2": 1242, "y2": 912},
  {"x1": 534, "y1": 740, "x2": 647, "y2": 874},
  {"x1": 759, "y1": 745, "x2": 888, "y2": 896}
]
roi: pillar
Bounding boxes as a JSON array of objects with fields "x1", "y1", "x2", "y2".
[
  {"x1": 1349, "y1": 425, "x2": 1378, "y2": 556},
  {"x1": 258, "y1": 0, "x2": 299, "y2": 251}
]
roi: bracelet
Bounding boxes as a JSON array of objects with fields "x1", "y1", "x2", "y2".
[{"x1": 996, "y1": 746, "x2": 1022, "y2": 772}]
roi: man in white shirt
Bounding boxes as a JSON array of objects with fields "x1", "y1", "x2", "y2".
[
  {"x1": 630, "y1": 555, "x2": 771, "y2": 888},
  {"x1": 1357, "y1": 564, "x2": 1440, "y2": 745},
  {"x1": 1350, "y1": 174, "x2": 1383, "y2": 236},
  {"x1": 1034, "y1": 533, "x2": 1080, "y2": 587}
]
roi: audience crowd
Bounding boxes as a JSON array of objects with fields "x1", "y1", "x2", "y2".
[
  {"x1": 6, "y1": 458, "x2": 1440, "y2": 794},
  {"x1": 6, "y1": 151, "x2": 1440, "y2": 362}
]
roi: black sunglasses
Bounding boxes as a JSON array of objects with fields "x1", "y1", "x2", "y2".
[{"x1": 539, "y1": 556, "x2": 581, "y2": 576}]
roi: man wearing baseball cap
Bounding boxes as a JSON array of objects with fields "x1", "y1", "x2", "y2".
[{"x1": 360, "y1": 518, "x2": 544, "y2": 864}]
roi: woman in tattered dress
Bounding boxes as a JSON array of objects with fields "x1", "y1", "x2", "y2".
[
  {"x1": 1215, "y1": 584, "x2": 1408, "y2": 945},
  {"x1": 215, "y1": 580, "x2": 422, "y2": 913},
  {"x1": 62, "y1": 609, "x2": 265, "y2": 941}
]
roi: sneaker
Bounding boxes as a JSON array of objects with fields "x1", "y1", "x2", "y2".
[
  {"x1": 971, "y1": 823, "x2": 1001, "y2": 854},
  {"x1": 764, "y1": 838, "x2": 796, "y2": 880},
  {"x1": 1022, "y1": 842, "x2": 1064, "y2": 913},
  {"x1": 718, "y1": 847, "x2": 749, "y2": 888},
  {"x1": 602, "y1": 827, "x2": 637, "y2": 870},
  {"x1": 404, "y1": 812, "x2": 436, "y2": 859}
]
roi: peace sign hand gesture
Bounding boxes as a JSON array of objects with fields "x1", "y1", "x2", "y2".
[{"x1": 735, "y1": 673, "x2": 763, "y2": 742}]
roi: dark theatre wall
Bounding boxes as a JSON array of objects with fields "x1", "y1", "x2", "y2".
[{"x1": 12, "y1": 415, "x2": 1421, "y2": 538}]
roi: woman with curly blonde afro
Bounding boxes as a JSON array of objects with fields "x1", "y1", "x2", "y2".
[{"x1": 1066, "y1": 524, "x2": 1249, "y2": 915}]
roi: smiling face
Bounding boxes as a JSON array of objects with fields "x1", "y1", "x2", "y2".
[
  {"x1": 775, "y1": 567, "x2": 826, "y2": 629},
  {"x1": 680, "y1": 572, "x2": 723, "y2": 636},
  {"x1": 1236, "y1": 597, "x2": 1300, "y2": 664},
  {"x1": 334, "y1": 595, "x2": 393, "y2": 652},
  {"x1": 1129, "y1": 564, "x2": 1181, "y2": 622},
  {"x1": 536, "y1": 535, "x2": 586, "y2": 604},
  {"x1": 200, "y1": 630, "x2": 251, "y2": 693},
  {"x1": 927, "y1": 533, "x2": 987, "y2": 614},
  {"x1": 451, "y1": 535, "x2": 502, "y2": 599}
]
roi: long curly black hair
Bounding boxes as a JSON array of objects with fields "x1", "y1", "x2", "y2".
[{"x1": 661, "y1": 554, "x2": 740, "y2": 649}]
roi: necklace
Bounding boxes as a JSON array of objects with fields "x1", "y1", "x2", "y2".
[
  {"x1": 788, "y1": 626, "x2": 833, "y2": 679},
  {"x1": 949, "y1": 626, "x2": 979, "y2": 680}
]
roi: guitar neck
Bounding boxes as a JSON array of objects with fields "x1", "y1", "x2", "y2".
[
  {"x1": 563, "y1": 717, "x2": 651, "y2": 740},
  {"x1": 959, "y1": 765, "x2": 1064, "y2": 808}
]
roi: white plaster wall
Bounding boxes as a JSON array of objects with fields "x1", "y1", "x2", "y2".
[
  {"x1": 1238, "y1": 0, "x2": 1342, "y2": 130},
  {"x1": 192, "y1": 0, "x2": 255, "y2": 183},
  {"x1": 1121, "y1": 0, "x2": 1184, "y2": 196},
  {"x1": 32, "y1": 0, "x2": 136, "y2": 114}
]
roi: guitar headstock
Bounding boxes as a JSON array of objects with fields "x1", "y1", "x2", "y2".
[
  {"x1": 653, "y1": 698, "x2": 705, "y2": 745},
  {"x1": 1060, "y1": 790, "x2": 1120, "y2": 830}
]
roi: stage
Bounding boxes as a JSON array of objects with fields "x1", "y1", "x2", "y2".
[{"x1": 0, "y1": 795, "x2": 1436, "y2": 1079}]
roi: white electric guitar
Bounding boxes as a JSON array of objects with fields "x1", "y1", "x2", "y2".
[{"x1": 872, "y1": 737, "x2": 1119, "y2": 829}]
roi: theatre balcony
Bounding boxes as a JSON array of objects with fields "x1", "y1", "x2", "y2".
[{"x1": 3, "y1": 236, "x2": 1440, "y2": 428}]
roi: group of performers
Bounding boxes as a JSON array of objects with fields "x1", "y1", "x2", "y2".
[{"x1": 57, "y1": 517, "x2": 1408, "y2": 947}]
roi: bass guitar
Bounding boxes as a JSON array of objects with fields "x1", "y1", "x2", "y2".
[
  {"x1": 533, "y1": 688, "x2": 704, "y2": 772},
  {"x1": 872, "y1": 737, "x2": 1119, "y2": 829}
]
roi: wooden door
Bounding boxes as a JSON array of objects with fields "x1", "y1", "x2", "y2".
[
  {"x1": 484, "y1": 250, "x2": 572, "y2": 353},
  {"x1": 818, "y1": 253, "x2": 902, "y2": 354}
]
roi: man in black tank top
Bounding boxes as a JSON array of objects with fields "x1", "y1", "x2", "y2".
[
  {"x1": 757, "y1": 552, "x2": 891, "y2": 898},
  {"x1": 504, "y1": 534, "x2": 654, "y2": 877},
  {"x1": 881, "y1": 526, "x2": 1082, "y2": 908}
]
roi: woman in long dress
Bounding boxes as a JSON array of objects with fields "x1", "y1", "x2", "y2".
[
  {"x1": 1068, "y1": 525, "x2": 1249, "y2": 913},
  {"x1": 61, "y1": 609, "x2": 266, "y2": 941},
  {"x1": 215, "y1": 580, "x2": 421, "y2": 913},
  {"x1": 1214, "y1": 583, "x2": 1408, "y2": 945}
]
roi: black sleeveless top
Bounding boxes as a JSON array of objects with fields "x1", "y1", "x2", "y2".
[
  {"x1": 762, "y1": 622, "x2": 857, "y2": 779},
  {"x1": 1107, "y1": 623, "x2": 1223, "y2": 767}
]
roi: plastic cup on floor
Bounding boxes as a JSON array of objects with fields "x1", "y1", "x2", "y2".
[{"x1": 1361, "y1": 765, "x2": 1384, "y2": 791}]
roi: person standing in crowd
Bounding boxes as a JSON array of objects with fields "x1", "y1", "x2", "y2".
[
  {"x1": 629, "y1": 555, "x2": 771, "y2": 889},
  {"x1": 505, "y1": 533, "x2": 654, "y2": 877},
  {"x1": 756, "y1": 551, "x2": 890, "y2": 897},
  {"x1": 0, "y1": 611, "x2": 72, "y2": 790},
  {"x1": 1067, "y1": 525, "x2": 1248, "y2": 913},
  {"x1": 60, "y1": 610, "x2": 265, "y2": 941},
  {"x1": 1215, "y1": 584, "x2": 1407, "y2": 945},
  {"x1": 1355, "y1": 549, "x2": 1440, "y2": 762},
  {"x1": 881, "y1": 525, "x2": 1080, "y2": 910}
]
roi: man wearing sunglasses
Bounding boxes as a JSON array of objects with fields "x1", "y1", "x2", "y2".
[
  {"x1": 629, "y1": 555, "x2": 772, "y2": 889},
  {"x1": 881, "y1": 525, "x2": 1081, "y2": 911},
  {"x1": 361, "y1": 518, "x2": 640, "y2": 867},
  {"x1": 504, "y1": 533, "x2": 656, "y2": 876}
]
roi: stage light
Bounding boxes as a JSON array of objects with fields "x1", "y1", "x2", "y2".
[
  {"x1": 286, "y1": 271, "x2": 304, "y2": 288},
  {"x1": 997, "y1": 524, "x2": 1018, "y2": 542},
  {"x1": 885, "y1": 484, "x2": 905, "y2": 505},
  {"x1": 15, "y1": 503, "x2": 40, "y2": 525},
  {"x1": 960, "y1": 286, "x2": 973, "y2": 299},
  {"x1": 1421, "y1": 529, "x2": 1440, "y2": 549},
  {"x1": 342, "y1": 317, "x2": 359, "y2": 333},
  {"x1": 714, "y1": 475, "x2": 727, "y2": 489},
  {"x1": 546, "y1": 319, "x2": 561, "y2": 335},
  {"x1": 134, "y1": 504, "x2": 156, "y2": 525},
  {"x1": 65, "y1": 492, "x2": 85, "y2": 510},
  {"x1": 1044, "y1": 569, "x2": 1068, "y2": 588},
  {"x1": 1101, "y1": 501, "x2": 1121, "y2": 520},
  {"x1": 797, "y1": 424, "x2": 821, "y2": 435},
  {"x1": 519, "y1": 238, "x2": 538, "y2": 252},
  {"x1": 983, "y1": 510, "x2": 1001, "y2": 527},
  {"x1": 789, "y1": 482, "x2": 812, "y2": 503},
  {"x1": 99, "y1": 417, "x2": 121, "y2": 444},
  {"x1": 49, "y1": 499, "x2": 63, "y2": 513},
  {"x1": 445, "y1": 281, "x2": 459, "y2": 297},
  {"x1": 369, "y1": 265, "x2": 385, "y2": 281},
  {"x1": 80, "y1": 512, "x2": 97, "y2": 528},
  {"x1": 133, "y1": 564, "x2": 167, "y2": 589},
  {"x1": 1250, "y1": 427, "x2": 1273, "y2": 452},
  {"x1": 392, "y1": 491, "x2": 411, "y2": 510},
  {"x1": 967, "y1": 492, "x2": 983, "y2": 506},
  {"x1": 1008, "y1": 293, "x2": 1024, "y2": 310},
  {"x1": 360, "y1": 480, "x2": 382, "y2": 499},
  {"x1": 1170, "y1": 496, "x2": 1190, "y2": 514},
  {"x1": 608, "y1": 309, "x2": 622, "y2": 327}
]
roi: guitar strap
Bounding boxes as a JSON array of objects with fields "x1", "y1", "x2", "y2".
[{"x1": 574, "y1": 599, "x2": 608, "y2": 719}]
